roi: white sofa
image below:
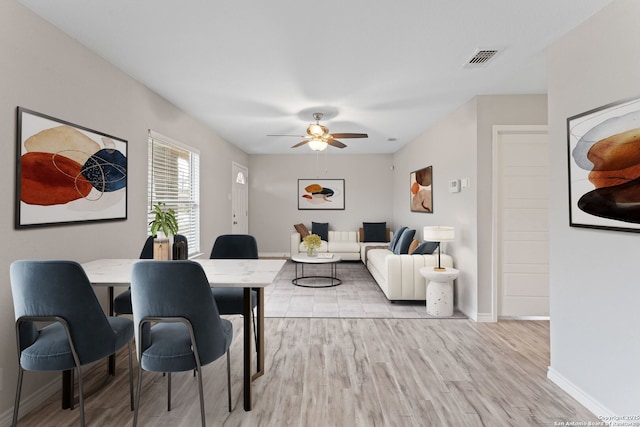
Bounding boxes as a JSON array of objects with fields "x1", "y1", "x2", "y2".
[
  {"x1": 290, "y1": 231, "x2": 362, "y2": 261},
  {"x1": 365, "y1": 248, "x2": 453, "y2": 301}
]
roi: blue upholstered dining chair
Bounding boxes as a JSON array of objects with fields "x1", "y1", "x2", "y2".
[
  {"x1": 113, "y1": 234, "x2": 188, "y2": 315},
  {"x1": 10, "y1": 260, "x2": 134, "y2": 427},
  {"x1": 209, "y1": 234, "x2": 259, "y2": 344},
  {"x1": 131, "y1": 260, "x2": 234, "y2": 427}
]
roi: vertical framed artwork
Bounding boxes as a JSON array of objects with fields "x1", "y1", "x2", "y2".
[
  {"x1": 410, "y1": 166, "x2": 433, "y2": 213},
  {"x1": 298, "y1": 179, "x2": 345, "y2": 210},
  {"x1": 15, "y1": 107, "x2": 128, "y2": 228},
  {"x1": 567, "y1": 96, "x2": 640, "y2": 232}
]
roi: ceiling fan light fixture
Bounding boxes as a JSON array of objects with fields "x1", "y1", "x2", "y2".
[
  {"x1": 308, "y1": 138, "x2": 328, "y2": 151},
  {"x1": 307, "y1": 123, "x2": 328, "y2": 137}
]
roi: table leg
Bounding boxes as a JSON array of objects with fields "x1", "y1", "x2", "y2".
[
  {"x1": 62, "y1": 370, "x2": 73, "y2": 409},
  {"x1": 243, "y1": 287, "x2": 253, "y2": 411},
  {"x1": 107, "y1": 286, "x2": 115, "y2": 376},
  {"x1": 63, "y1": 286, "x2": 117, "y2": 408},
  {"x1": 254, "y1": 288, "x2": 265, "y2": 377}
]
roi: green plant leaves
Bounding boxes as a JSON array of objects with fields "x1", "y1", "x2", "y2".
[{"x1": 149, "y1": 202, "x2": 179, "y2": 237}]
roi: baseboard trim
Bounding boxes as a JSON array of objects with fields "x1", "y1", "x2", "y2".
[
  {"x1": 475, "y1": 312, "x2": 495, "y2": 323},
  {"x1": 499, "y1": 315, "x2": 550, "y2": 321},
  {"x1": 260, "y1": 252, "x2": 289, "y2": 259},
  {"x1": 0, "y1": 376, "x2": 59, "y2": 426},
  {"x1": 547, "y1": 366, "x2": 614, "y2": 419}
]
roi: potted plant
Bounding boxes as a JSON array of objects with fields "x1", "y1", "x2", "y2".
[
  {"x1": 302, "y1": 233, "x2": 322, "y2": 257},
  {"x1": 149, "y1": 202, "x2": 179, "y2": 259}
]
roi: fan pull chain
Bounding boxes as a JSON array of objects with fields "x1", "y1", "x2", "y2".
[
  {"x1": 315, "y1": 147, "x2": 328, "y2": 177},
  {"x1": 324, "y1": 149, "x2": 328, "y2": 173}
]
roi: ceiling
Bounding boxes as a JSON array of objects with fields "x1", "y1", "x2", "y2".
[{"x1": 19, "y1": 0, "x2": 612, "y2": 154}]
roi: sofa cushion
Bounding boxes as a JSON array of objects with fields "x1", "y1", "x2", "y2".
[
  {"x1": 389, "y1": 226, "x2": 407, "y2": 252},
  {"x1": 366, "y1": 248, "x2": 390, "y2": 279},
  {"x1": 328, "y1": 241, "x2": 361, "y2": 253},
  {"x1": 413, "y1": 241, "x2": 439, "y2": 255},
  {"x1": 311, "y1": 222, "x2": 329, "y2": 241},
  {"x1": 408, "y1": 239, "x2": 419, "y2": 254},
  {"x1": 393, "y1": 228, "x2": 415, "y2": 254},
  {"x1": 362, "y1": 222, "x2": 387, "y2": 242},
  {"x1": 359, "y1": 227, "x2": 390, "y2": 242},
  {"x1": 293, "y1": 223, "x2": 310, "y2": 238}
]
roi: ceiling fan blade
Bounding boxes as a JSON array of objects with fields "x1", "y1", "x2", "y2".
[
  {"x1": 330, "y1": 133, "x2": 368, "y2": 139},
  {"x1": 267, "y1": 134, "x2": 308, "y2": 138},
  {"x1": 291, "y1": 140, "x2": 310, "y2": 148},
  {"x1": 327, "y1": 139, "x2": 347, "y2": 148}
]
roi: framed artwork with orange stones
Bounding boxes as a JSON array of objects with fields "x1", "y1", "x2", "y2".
[
  {"x1": 567, "y1": 96, "x2": 640, "y2": 232},
  {"x1": 410, "y1": 165, "x2": 432, "y2": 213},
  {"x1": 298, "y1": 179, "x2": 345, "y2": 210},
  {"x1": 15, "y1": 107, "x2": 127, "y2": 228}
]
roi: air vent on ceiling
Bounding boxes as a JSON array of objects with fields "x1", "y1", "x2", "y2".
[{"x1": 464, "y1": 49, "x2": 500, "y2": 69}]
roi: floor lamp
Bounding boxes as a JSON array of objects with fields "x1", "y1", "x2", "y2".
[{"x1": 423, "y1": 226, "x2": 455, "y2": 271}]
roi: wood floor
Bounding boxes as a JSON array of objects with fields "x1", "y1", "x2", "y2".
[{"x1": 15, "y1": 318, "x2": 597, "y2": 427}]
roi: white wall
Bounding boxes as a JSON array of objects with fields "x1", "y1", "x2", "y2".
[
  {"x1": 476, "y1": 95, "x2": 548, "y2": 315},
  {"x1": 393, "y1": 99, "x2": 479, "y2": 317},
  {"x1": 5, "y1": 0, "x2": 628, "y2": 419},
  {"x1": 547, "y1": 0, "x2": 640, "y2": 415},
  {"x1": 392, "y1": 95, "x2": 547, "y2": 319},
  {"x1": 249, "y1": 154, "x2": 394, "y2": 254},
  {"x1": 0, "y1": 0, "x2": 247, "y2": 417}
]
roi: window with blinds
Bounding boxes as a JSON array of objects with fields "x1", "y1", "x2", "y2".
[{"x1": 148, "y1": 131, "x2": 200, "y2": 256}]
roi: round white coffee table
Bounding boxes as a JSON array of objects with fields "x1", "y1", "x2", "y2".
[
  {"x1": 420, "y1": 267, "x2": 459, "y2": 317},
  {"x1": 291, "y1": 254, "x2": 342, "y2": 287}
]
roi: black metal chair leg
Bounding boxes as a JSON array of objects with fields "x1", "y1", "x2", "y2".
[
  {"x1": 167, "y1": 372, "x2": 172, "y2": 411},
  {"x1": 227, "y1": 350, "x2": 232, "y2": 412},
  {"x1": 12, "y1": 367, "x2": 24, "y2": 427}
]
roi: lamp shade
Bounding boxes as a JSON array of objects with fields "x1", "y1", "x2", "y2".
[
  {"x1": 423, "y1": 226, "x2": 455, "y2": 242},
  {"x1": 308, "y1": 138, "x2": 328, "y2": 151}
]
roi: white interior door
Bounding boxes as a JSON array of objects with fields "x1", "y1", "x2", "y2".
[
  {"x1": 231, "y1": 162, "x2": 248, "y2": 234},
  {"x1": 493, "y1": 126, "x2": 549, "y2": 318}
]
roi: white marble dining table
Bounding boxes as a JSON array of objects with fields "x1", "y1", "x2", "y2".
[{"x1": 79, "y1": 258, "x2": 286, "y2": 412}]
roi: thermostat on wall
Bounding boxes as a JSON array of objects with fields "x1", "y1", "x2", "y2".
[{"x1": 449, "y1": 179, "x2": 460, "y2": 193}]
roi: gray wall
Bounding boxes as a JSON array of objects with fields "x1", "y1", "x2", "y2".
[
  {"x1": 547, "y1": 0, "x2": 640, "y2": 414},
  {"x1": 392, "y1": 95, "x2": 548, "y2": 319},
  {"x1": 4, "y1": 0, "x2": 633, "y2": 419},
  {"x1": 392, "y1": 99, "x2": 479, "y2": 317},
  {"x1": 476, "y1": 95, "x2": 549, "y2": 314},
  {"x1": 0, "y1": 0, "x2": 247, "y2": 417},
  {"x1": 249, "y1": 154, "x2": 394, "y2": 255}
]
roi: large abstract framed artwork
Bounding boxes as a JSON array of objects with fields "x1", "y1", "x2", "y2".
[
  {"x1": 567, "y1": 96, "x2": 640, "y2": 232},
  {"x1": 15, "y1": 107, "x2": 128, "y2": 228},
  {"x1": 410, "y1": 166, "x2": 433, "y2": 213},
  {"x1": 298, "y1": 179, "x2": 345, "y2": 210}
]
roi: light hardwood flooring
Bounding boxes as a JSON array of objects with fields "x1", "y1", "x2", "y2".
[
  {"x1": 265, "y1": 260, "x2": 466, "y2": 319},
  {"x1": 15, "y1": 318, "x2": 597, "y2": 427}
]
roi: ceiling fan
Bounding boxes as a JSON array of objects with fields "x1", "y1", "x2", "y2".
[{"x1": 268, "y1": 112, "x2": 368, "y2": 150}]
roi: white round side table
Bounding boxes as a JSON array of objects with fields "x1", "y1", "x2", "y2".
[{"x1": 419, "y1": 267, "x2": 459, "y2": 317}]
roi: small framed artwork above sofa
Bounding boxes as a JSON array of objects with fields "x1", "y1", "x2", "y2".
[
  {"x1": 410, "y1": 166, "x2": 432, "y2": 213},
  {"x1": 298, "y1": 179, "x2": 345, "y2": 210}
]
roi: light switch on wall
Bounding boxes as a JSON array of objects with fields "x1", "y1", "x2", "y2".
[{"x1": 461, "y1": 178, "x2": 470, "y2": 189}]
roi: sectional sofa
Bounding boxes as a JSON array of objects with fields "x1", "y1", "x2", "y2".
[
  {"x1": 365, "y1": 247, "x2": 453, "y2": 301},
  {"x1": 290, "y1": 225, "x2": 454, "y2": 301},
  {"x1": 290, "y1": 230, "x2": 362, "y2": 261}
]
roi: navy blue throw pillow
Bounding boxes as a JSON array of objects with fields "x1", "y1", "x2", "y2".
[
  {"x1": 389, "y1": 226, "x2": 407, "y2": 252},
  {"x1": 311, "y1": 222, "x2": 329, "y2": 241},
  {"x1": 393, "y1": 228, "x2": 415, "y2": 254},
  {"x1": 363, "y1": 222, "x2": 387, "y2": 242},
  {"x1": 413, "y1": 241, "x2": 439, "y2": 255}
]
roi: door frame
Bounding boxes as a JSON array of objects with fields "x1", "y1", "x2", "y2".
[
  {"x1": 231, "y1": 161, "x2": 249, "y2": 234},
  {"x1": 491, "y1": 125, "x2": 549, "y2": 322}
]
